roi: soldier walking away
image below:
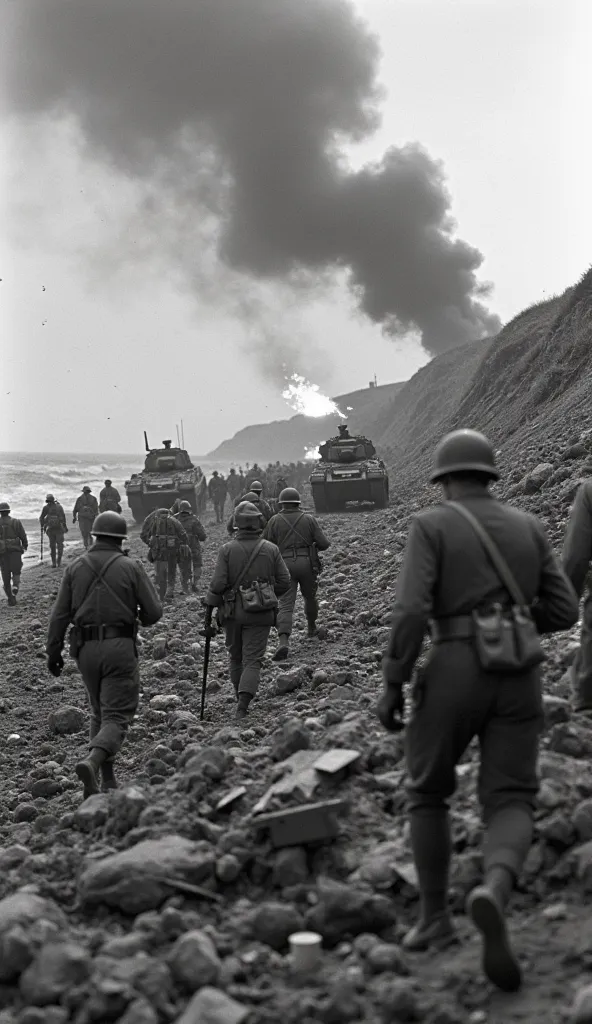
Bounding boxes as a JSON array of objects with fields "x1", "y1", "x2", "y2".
[
  {"x1": 274, "y1": 475, "x2": 288, "y2": 500},
  {"x1": 46, "y1": 511, "x2": 162, "y2": 798},
  {"x1": 376, "y1": 429, "x2": 578, "y2": 992},
  {"x1": 73, "y1": 486, "x2": 99, "y2": 549},
  {"x1": 99, "y1": 479, "x2": 122, "y2": 513},
  {"x1": 0, "y1": 502, "x2": 28, "y2": 606},
  {"x1": 40, "y1": 493, "x2": 68, "y2": 567},
  {"x1": 174, "y1": 500, "x2": 207, "y2": 594},
  {"x1": 208, "y1": 471, "x2": 228, "y2": 523},
  {"x1": 204, "y1": 501, "x2": 290, "y2": 720},
  {"x1": 226, "y1": 468, "x2": 243, "y2": 504},
  {"x1": 562, "y1": 478, "x2": 592, "y2": 713},
  {"x1": 263, "y1": 487, "x2": 330, "y2": 661},
  {"x1": 141, "y1": 507, "x2": 188, "y2": 601},
  {"x1": 227, "y1": 489, "x2": 273, "y2": 534}
]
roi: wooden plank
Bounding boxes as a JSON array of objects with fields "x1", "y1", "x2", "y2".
[
  {"x1": 216, "y1": 785, "x2": 247, "y2": 811},
  {"x1": 254, "y1": 799, "x2": 347, "y2": 848},
  {"x1": 314, "y1": 749, "x2": 361, "y2": 775}
]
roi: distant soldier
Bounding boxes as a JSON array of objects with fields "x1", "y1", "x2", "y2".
[
  {"x1": 274, "y1": 476, "x2": 288, "y2": 499},
  {"x1": 203, "y1": 501, "x2": 291, "y2": 719},
  {"x1": 174, "y1": 500, "x2": 207, "y2": 593},
  {"x1": 244, "y1": 481, "x2": 273, "y2": 522},
  {"x1": 376, "y1": 430, "x2": 578, "y2": 992},
  {"x1": 245, "y1": 464, "x2": 265, "y2": 493},
  {"x1": 208, "y1": 471, "x2": 228, "y2": 523},
  {"x1": 338, "y1": 424, "x2": 352, "y2": 440},
  {"x1": 99, "y1": 479, "x2": 122, "y2": 513},
  {"x1": 226, "y1": 468, "x2": 243, "y2": 504},
  {"x1": 563, "y1": 479, "x2": 592, "y2": 713},
  {"x1": 46, "y1": 511, "x2": 162, "y2": 797},
  {"x1": 263, "y1": 488, "x2": 330, "y2": 660},
  {"x1": 141, "y1": 507, "x2": 188, "y2": 601},
  {"x1": 40, "y1": 493, "x2": 68, "y2": 568},
  {"x1": 227, "y1": 489, "x2": 273, "y2": 535},
  {"x1": 73, "y1": 486, "x2": 99, "y2": 549},
  {"x1": 0, "y1": 502, "x2": 28, "y2": 606}
]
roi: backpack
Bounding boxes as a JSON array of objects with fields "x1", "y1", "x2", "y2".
[
  {"x1": 45, "y1": 506, "x2": 63, "y2": 531},
  {"x1": 79, "y1": 496, "x2": 96, "y2": 519},
  {"x1": 150, "y1": 516, "x2": 179, "y2": 558},
  {"x1": 0, "y1": 519, "x2": 23, "y2": 556}
]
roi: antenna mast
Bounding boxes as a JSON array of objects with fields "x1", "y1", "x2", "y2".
[{"x1": 181, "y1": 419, "x2": 185, "y2": 448}]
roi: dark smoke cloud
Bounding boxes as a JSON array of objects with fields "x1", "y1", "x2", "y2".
[{"x1": 3, "y1": 0, "x2": 501, "y2": 356}]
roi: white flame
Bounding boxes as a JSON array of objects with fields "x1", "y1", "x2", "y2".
[
  {"x1": 304, "y1": 445, "x2": 321, "y2": 461},
  {"x1": 282, "y1": 373, "x2": 345, "y2": 418}
]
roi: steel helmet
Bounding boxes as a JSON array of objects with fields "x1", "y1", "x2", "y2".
[
  {"x1": 279, "y1": 487, "x2": 301, "y2": 505},
  {"x1": 0, "y1": 502, "x2": 10, "y2": 513},
  {"x1": 242, "y1": 491, "x2": 259, "y2": 503},
  {"x1": 250, "y1": 480, "x2": 263, "y2": 493},
  {"x1": 430, "y1": 429, "x2": 499, "y2": 483},
  {"x1": 157, "y1": 507, "x2": 170, "y2": 515},
  {"x1": 91, "y1": 511, "x2": 127, "y2": 538},
  {"x1": 82, "y1": 485, "x2": 92, "y2": 493},
  {"x1": 179, "y1": 500, "x2": 192, "y2": 512},
  {"x1": 234, "y1": 501, "x2": 264, "y2": 528},
  {"x1": 46, "y1": 493, "x2": 55, "y2": 502}
]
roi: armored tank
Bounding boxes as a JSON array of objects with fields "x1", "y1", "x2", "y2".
[
  {"x1": 309, "y1": 424, "x2": 389, "y2": 513},
  {"x1": 125, "y1": 435, "x2": 207, "y2": 523}
]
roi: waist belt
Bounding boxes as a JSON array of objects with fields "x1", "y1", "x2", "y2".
[
  {"x1": 431, "y1": 616, "x2": 475, "y2": 643},
  {"x1": 80, "y1": 624, "x2": 136, "y2": 641}
]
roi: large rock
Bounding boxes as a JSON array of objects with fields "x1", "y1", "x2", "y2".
[
  {"x1": 74, "y1": 794, "x2": 110, "y2": 832},
  {"x1": 249, "y1": 901, "x2": 304, "y2": 951},
  {"x1": 47, "y1": 706, "x2": 85, "y2": 735},
  {"x1": 107, "y1": 787, "x2": 148, "y2": 836},
  {"x1": 19, "y1": 941, "x2": 91, "y2": 1006},
  {"x1": 168, "y1": 930, "x2": 222, "y2": 991},
  {"x1": 274, "y1": 667, "x2": 308, "y2": 696},
  {"x1": 0, "y1": 892, "x2": 66, "y2": 983},
  {"x1": 175, "y1": 987, "x2": 249, "y2": 1024},
  {"x1": 306, "y1": 878, "x2": 397, "y2": 947},
  {"x1": 269, "y1": 718, "x2": 311, "y2": 761},
  {"x1": 522, "y1": 463, "x2": 554, "y2": 493},
  {"x1": 547, "y1": 723, "x2": 592, "y2": 759},
  {"x1": 78, "y1": 835, "x2": 215, "y2": 914},
  {"x1": 149, "y1": 694, "x2": 182, "y2": 711}
]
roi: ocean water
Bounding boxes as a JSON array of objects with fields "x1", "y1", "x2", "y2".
[{"x1": 0, "y1": 451, "x2": 225, "y2": 569}]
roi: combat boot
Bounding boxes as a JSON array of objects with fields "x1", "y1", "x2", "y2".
[
  {"x1": 466, "y1": 885, "x2": 522, "y2": 992},
  {"x1": 75, "y1": 759, "x2": 100, "y2": 799},
  {"x1": 100, "y1": 761, "x2": 118, "y2": 792},
  {"x1": 307, "y1": 620, "x2": 319, "y2": 639},
  {"x1": 273, "y1": 633, "x2": 290, "y2": 662},
  {"x1": 236, "y1": 692, "x2": 252, "y2": 720}
]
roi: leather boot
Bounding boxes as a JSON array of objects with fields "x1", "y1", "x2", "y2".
[
  {"x1": 100, "y1": 761, "x2": 118, "y2": 792},
  {"x1": 75, "y1": 759, "x2": 100, "y2": 799},
  {"x1": 466, "y1": 885, "x2": 522, "y2": 992}
]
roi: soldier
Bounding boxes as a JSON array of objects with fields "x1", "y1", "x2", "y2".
[
  {"x1": 141, "y1": 507, "x2": 188, "y2": 601},
  {"x1": 73, "y1": 486, "x2": 99, "y2": 549},
  {"x1": 46, "y1": 511, "x2": 162, "y2": 797},
  {"x1": 204, "y1": 501, "x2": 291, "y2": 719},
  {"x1": 40, "y1": 493, "x2": 68, "y2": 567},
  {"x1": 208, "y1": 471, "x2": 228, "y2": 523},
  {"x1": 245, "y1": 481, "x2": 273, "y2": 522},
  {"x1": 227, "y1": 490, "x2": 273, "y2": 535},
  {"x1": 0, "y1": 502, "x2": 28, "y2": 606},
  {"x1": 563, "y1": 479, "x2": 592, "y2": 713},
  {"x1": 376, "y1": 430, "x2": 578, "y2": 991},
  {"x1": 174, "y1": 500, "x2": 207, "y2": 593},
  {"x1": 338, "y1": 424, "x2": 352, "y2": 439},
  {"x1": 245, "y1": 464, "x2": 265, "y2": 493},
  {"x1": 226, "y1": 468, "x2": 243, "y2": 504},
  {"x1": 99, "y1": 479, "x2": 122, "y2": 513},
  {"x1": 274, "y1": 475, "x2": 288, "y2": 500},
  {"x1": 263, "y1": 487, "x2": 330, "y2": 660}
]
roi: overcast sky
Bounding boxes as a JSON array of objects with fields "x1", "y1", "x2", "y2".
[{"x1": 1, "y1": 0, "x2": 590, "y2": 455}]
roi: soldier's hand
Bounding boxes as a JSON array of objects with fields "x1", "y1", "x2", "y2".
[
  {"x1": 47, "y1": 654, "x2": 64, "y2": 678},
  {"x1": 376, "y1": 686, "x2": 404, "y2": 732}
]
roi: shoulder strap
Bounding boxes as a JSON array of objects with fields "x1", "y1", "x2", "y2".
[
  {"x1": 278, "y1": 513, "x2": 307, "y2": 549},
  {"x1": 233, "y1": 539, "x2": 265, "y2": 590},
  {"x1": 77, "y1": 552, "x2": 130, "y2": 617},
  {"x1": 445, "y1": 501, "x2": 526, "y2": 606}
]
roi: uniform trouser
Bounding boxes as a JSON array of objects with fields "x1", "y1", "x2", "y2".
[
  {"x1": 179, "y1": 549, "x2": 202, "y2": 591},
  {"x1": 276, "y1": 556, "x2": 318, "y2": 636},
  {"x1": 78, "y1": 518, "x2": 93, "y2": 548},
  {"x1": 406, "y1": 641, "x2": 543, "y2": 880},
  {"x1": 47, "y1": 530, "x2": 65, "y2": 564},
  {"x1": 570, "y1": 594, "x2": 592, "y2": 710},
  {"x1": 0, "y1": 553, "x2": 23, "y2": 597},
  {"x1": 155, "y1": 555, "x2": 178, "y2": 599},
  {"x1": 77, "y1": 638, "x2": 139, "y2": 758},
  {"x1": 214, "y1": 499, "x2": 225, "y2": 523},
  {"x1": 224, "y1": 622, "x2": 271, "y2": 696}
]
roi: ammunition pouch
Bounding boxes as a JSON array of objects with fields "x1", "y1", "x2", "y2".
[{"x1": 238, "y1": 577, "x2": 278, "y2": 614}]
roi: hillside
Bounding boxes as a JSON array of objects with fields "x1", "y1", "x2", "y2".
[{"x1": 206, "y1": 381, "x2": 406, "y2": 463}]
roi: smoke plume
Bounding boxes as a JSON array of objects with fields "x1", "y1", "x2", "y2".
[{"x1": 3, "y1": 0, "x2": 501, "y2": 356}]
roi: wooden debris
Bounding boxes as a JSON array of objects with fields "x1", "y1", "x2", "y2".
[
  {"x1": 314, "y1": 748, "x2": 360, "y2": 776},
  {"x1": 216, "y1": 786, "x2": 247, "y2": 812},
  {"x1": 254, "y1": 799, "x2": 347, "y2": 848}
]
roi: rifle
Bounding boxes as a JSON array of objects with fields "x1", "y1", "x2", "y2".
[
  {"x1": 199, "y1": 606, "x2": 213, "y2": 721},
  {"x1": 40, "y1": 526, "x2": 44, "y2": 563}
]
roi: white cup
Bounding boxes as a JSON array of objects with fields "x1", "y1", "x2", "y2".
[{"x1": 289, "y1": 931, "x2": 323, "y2": 972}]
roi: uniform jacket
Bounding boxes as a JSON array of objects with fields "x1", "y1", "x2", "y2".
[
  {"x1": 386, "y1": 494, "x2": 578, "y2": 685},
  {"x1": 208, "y1": 476, "x2": 227, "y2": 500},
  {"x1": 205, "y1": 529, "x2": 291, "y2": 625},
  {"x1": 263, "y1": 510, "x2": 330, "y2": 559},
  {"x1": 0, "y1": 516, "x2": 28, "y2": 554},
  {"x1": 228, "y1": 494, "x2": 273, "y2": 533},
  {"x1": 563, "y1": 480, "x2": 592, "y2": 599},
  {"x1": 226, "y1": 474, "x2": 243, "y2": 499},
  {"x1": 47, "y1": 541, "x2": 162, "y2": 657},
  {"x1": 40, "y1": 502, "x2": 67, "y2": 533},
  {"x1": 73, "y1": 494, "x2": 99, "y2": 521},
  {"x1": 174, "y1": 511, "x2": 207, "y2": 548},
  {"x1": 99, "y1": 485, "x2": 122, "y2": 511},
  {"x1": 140, "y1": 511, "x2": 188, "y2": 550}
]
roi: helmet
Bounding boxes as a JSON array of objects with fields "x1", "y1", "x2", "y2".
[
  {"x1": 242, "y1": 491, "x2": 259, "y2": 503},
  {"x1": 279, "y1": 487, "x2": 301, "y2": 505},
  {"x1": 179, "y1": 500, "x2": 192, "y2": 512},
  {"x1": 234, "y1": 501, "x2": 264, "y2": 528},
  {"x1": 91, "y1": 511, "x2": 127, "y2": 538},
  {"x1": 430, "y1": 430, "x2": 499, "y2": 483},
  {"x1": 46, "y1": 493, "x2": 55, "y2": 502},
  {"x1": 82, "y1": 485, "x2": 92, "y2": 493},
  {"x1": 0, "y1": 501, "x2": 10, "y2": 513},
  {"x1": 157, "y1": 508, "x2": 170, "y2": 515},
  {"x1": 250, "y1": 480, "x2": 263, "y2": 493}
]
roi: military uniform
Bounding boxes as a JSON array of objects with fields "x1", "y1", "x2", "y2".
[
  {"x1": 99, "y1": 483, "x2": 122, "y2": 513},
  {"x1": 263, "y1": 505, "x2": 330, "y2": 653},
  {"x1": 563, "y1": 479, "x2": 592, "y2": 711},
  {"x1": 174, "y1": 508, "x2": 207, "y2": 593},
  {"x1": 73, "y1": 490, "x2": 99, "y2": 548},
  {"x1": 40, "y1": 498, "x2": 68, "y2": 567},
  {"x1": 226, "y1": 471, "x2": 243, "y2": 503},
  {"x1": 378, "y1": 430, "x2": 578, "y2": 992},
  {"x1": 141, "y1": 510, "x2": 188, "y2": 601},
  {"x1": 205, "y1": 516, "x2": 290, "y2": 710},
  {"x1": 227, "y1": 492, "x2": 273, "y2": 533},
  {"x1": 208, "y1": 474, "x2": 228, "y2": 523},
  {"x1": 47, "y1": 521, "x2": 162, "y2": 794},
  {"x1": 0, "y1": 507, "x2": 28, "y2": 605}
]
